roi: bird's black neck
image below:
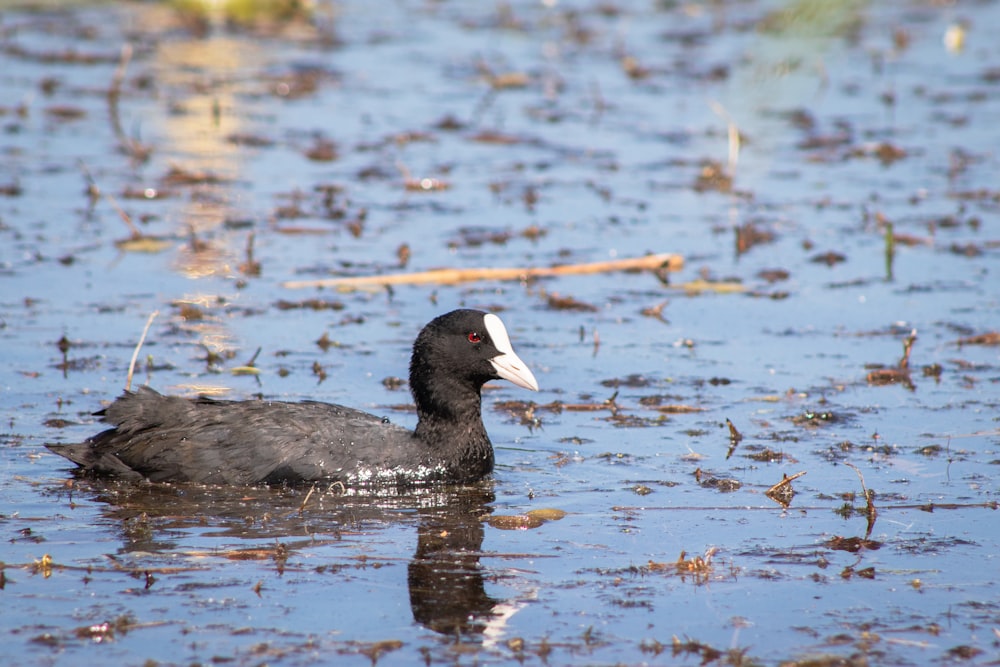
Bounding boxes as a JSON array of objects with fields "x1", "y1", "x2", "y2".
[{"x1": 412, "y1": 380, "x2": 494, "y2": 481}]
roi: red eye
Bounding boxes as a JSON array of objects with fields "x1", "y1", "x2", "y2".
[{"x1": 467, "y1": 332, "x2": 482, "y2": 343}]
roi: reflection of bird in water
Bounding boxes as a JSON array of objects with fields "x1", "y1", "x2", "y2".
[
  {"x1": 409, "y1": 487, "x2": 538, "y2": 642},
  {"x1": 53, "y1": 478, "x2": 526, "y2": 641},
  {"x1": 408, "y1": 489, "x2": 498, "y2": 636}
]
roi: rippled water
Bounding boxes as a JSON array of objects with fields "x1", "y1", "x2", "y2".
[{"x1": 1, "y1": 1, "x2": 998, "y2": 665}]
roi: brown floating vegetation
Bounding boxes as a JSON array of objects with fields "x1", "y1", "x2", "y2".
[
  {"x1": 282, "y1": 252, "x2": 684, "y2": 290},
  {"x1": 765, "y1": 471, "x2": 807, "y2": 508},
  {"x1": 867, "y1": 329, "x2": 917, "y2": 389},
  {"x1": 843, "y1": 462, "x2": 878, "y2": 539},
  {"x1": 486, "y1": 508, "x2": 567, "y2": 531},
  {"x1": 646, "y1": 548, "x2": 719, "y2": 585},
  {"x1": 693, "y1": 468, "x2": 741, "y2": 493},
  {"x1": 956, "y1": 331, "x2": 1000, "y2": 346},
  {"x1": 725, "y1": 418, "x2": 743, "y2": 458}
]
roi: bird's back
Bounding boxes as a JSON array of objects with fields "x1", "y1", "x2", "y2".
[{"x1": 48, "y1": 387, "x2": 423, "y2": 485}]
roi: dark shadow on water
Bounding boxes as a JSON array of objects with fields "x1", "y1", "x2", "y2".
[{"x1": 50, "y1": 479, "x2": 504, "y2": 639}]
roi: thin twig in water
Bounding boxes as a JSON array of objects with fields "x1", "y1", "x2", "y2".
[
  {"x1": 245, "y1": 347, "x2": 262, "y2": 367},
  {"x1": 105, "y1": 190, "x2": 142, "y2": 239},
  {"x1": 766, "y1": 471, "x2": 807, "y2": 495},
  {"x1": 709, "y1": 100, "x2": 740, "y2": 176},
  {"x1": 898, "y1": 329, "x2": 917, "y2": 370},
  {"x1": 126, "y1": 310, "x2": 159, "y2": 392},
  {"x1": 108, "y1": 43, "x2": 151, "y2": 162},
  {"x1": 843, "y1": 461, "x2": 878, "y2": 537},
  {"x1": 298, "y1": 485, "x2": 315, "y2": 514},
  {"x1": 78, "y1": 160, "x2": 142, "y2": 239}
]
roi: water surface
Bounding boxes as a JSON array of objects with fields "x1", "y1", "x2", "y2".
[{"x1": 1, "y1": 1, "x2": 998, "y2": 665}]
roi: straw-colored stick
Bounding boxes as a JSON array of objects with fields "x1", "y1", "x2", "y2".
[
  {"x1": 125, "y1": 310, "x2": 159, "y2": 391},
  {"x1": 282, "y1": 252, "x2": 684, "y2": 290}
]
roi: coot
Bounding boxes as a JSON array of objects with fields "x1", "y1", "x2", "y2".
[{"x1": 47, "y1": 309, "x2": 538, "y2": 486}]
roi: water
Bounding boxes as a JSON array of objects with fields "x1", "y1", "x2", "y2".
[{"x1": 1, "y1": 1, "x2": 998, "y2": 665}]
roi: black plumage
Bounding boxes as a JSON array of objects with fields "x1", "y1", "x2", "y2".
[{"x1": 46, "y1": 309, "x2": 538, "y2": 486}]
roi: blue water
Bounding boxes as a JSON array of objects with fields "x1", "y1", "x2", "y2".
[{"x1": 1, "y1": 1, "x2": 998, "y2": 665}]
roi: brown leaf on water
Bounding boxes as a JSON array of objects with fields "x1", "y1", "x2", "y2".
[
  {"x1": 0, "y1": 181, "x2": 23, "y2": 197},
  {"x1": 726, "y1": 418, "x2": 742, "y2": 443},
  {"x1": 873, "y1": 142, "x2": 907, "y2": 164},
  {"x1": 790, "y1": 410, "x2": 838, "y2": 427},
  {"x1": 949, "y1": 242, "x2": 982, "y2": 257},
  {"x1": 810, "y1": 250, "x2": 847, "y2": 266},
  {"x1": 641, "y1": 300, "x2": 669, "y2": 322},
  {"x1": 725, "y1": 418, "x2": 743, "y2": 459},
  {"x1": 745, "y1": 448, "x2": 791, "y2": 463},
  {"x1": 653, "y1": 404, "x2": 704, "y2": 414},
  {"x1": 692, "y1": 160, "x2": 732, "y2": 193},
  {"x1": 621, "y1": 55, "x2": 652, "y2": 80},
  {"x1": 735, "y1": 222, "x2": 776, "y2": 254},
  {"x1": 848, "y1": 141, "x2": 907, "y2": 165},
  {"x1": 946, "y1": 645, "x2": 984, "y2": 661},
  {"x1": 275, "y1": 298, "x2": 345, "y2": 311},
  {"x1": 765, "y1": 471, "x2": 806, "y2": 508},
  {"x1": 304, "y1": 137, "x2": 338, "y2": 162},
  {"x1": 487, "y1": 71, "x2": 531, "y2": 89},
  {"x1": 487, "y1": 514, "x2": 545, "y2": 530},
  {"x1": 867, "y1": 367, "x2": 912, "y2": 388},
  {"x1": 867, "y1": 329, "x2": 917, "y2": 389},
  {"x1": 757, "y1": 268, "x2": 790, "y2": 283},
  {"x1": 693, "y1": 468, "x2": 741, "y2": 492},
  {"x1": 546, "y1": 293, "x2": 598, "y2": 312},
  {"x1": 891, "y1": 232, "x2": 931, "y2": 246},
  {"x1": 647, "y1": 548, "x2": 718, "y2": 584},
  {"x1": 162, "y1": 165, "x2": 227, "y2": 186},
  {"x1": 670, "y1": 637, "x2": 724, "y2": 663},
  {"x1": 826, "y1": 535, "x2": 882, "y2": 553},
  {"x1": 185, "y1": 546, "x2": 286, "y2": 561},
  {"x1": 46, "y1": 105, "x2": 87, "y2": 120},
  {"x1": 33, "y1": 553, "x2": 54, "y2": 578},
  {"x1": 525, "y1": 508, "x2": 567, "y2": 522},
  {"x1": 175, "y1": 303, "x2": 205, "y2": 321},
  {"x1": 957, "y1": 331, "x2": 1000, "y2": 346},
  {"x1": 840, "y1": 565, "x2": 876, "y2": 579},
  {"x1": 470, "y1": 130, "x2": 525, "y2": 145},
  {"x1": 433, "y1": 114, "x2": 466, "y2": 131},
  {"x1": 226, "y1": 133, "x2": 275, "y2": 148},
  {"x1": 488, "y1": 508, "x2": 567, "y2": 530},
  {"x1": 352, "y1": 640, "x2": 404, "y2": 663}
]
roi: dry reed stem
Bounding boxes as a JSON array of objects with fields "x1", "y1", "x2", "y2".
[
  {"x1": 282, "y1": 252, "x2": 684, "y2": 290},
  {"x1": 125, "y1": 310, "x2": 159, "y2": 391},
  {"x1": 843, "y1": 461, "x2": 878, "y2": 537},
  {"x1": 108, "y1": 43, "x2": 150, "y2": 162},
  {"x1": 709, "y1": 100, "x2": 740, "y2": 174}
]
